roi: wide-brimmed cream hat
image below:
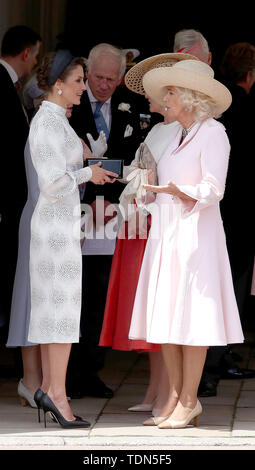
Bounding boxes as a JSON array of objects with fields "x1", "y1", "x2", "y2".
[
  {"x1": 125, "y1": 52, "x2": 199, "y2": 95},
  {"x1": 143, "y1": 60, "x2": 232, "y2": 114}
]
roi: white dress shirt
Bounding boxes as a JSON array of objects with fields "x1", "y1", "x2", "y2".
[
  {"x1": 86, "y1": 80, "x2": 112, "y2": 131},
  {"x1": 0, "y1": 58, "x2": 18, "y2": 83},
  {"x1": 82, "y1": 81, "x2": 117, "y2": 255}
]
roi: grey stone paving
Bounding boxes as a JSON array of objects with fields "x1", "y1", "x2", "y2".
[{"x1": 0, "y1": 342, "x2": 255, "y2": 449}]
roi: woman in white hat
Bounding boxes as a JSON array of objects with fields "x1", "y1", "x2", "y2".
[
  {"x1": 99, "y1": 53, "x2": 199, "y2": 416},
  {"x1": 128, "y1": 60, "x2": 244, "y2": 428}
]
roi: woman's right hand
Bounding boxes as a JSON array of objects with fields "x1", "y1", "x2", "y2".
[{"x1": 89, "y1": 162, "x2": 118, "y2": 185}]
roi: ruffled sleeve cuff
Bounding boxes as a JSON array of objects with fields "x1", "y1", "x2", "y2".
[{"x1": 174, "y1": 177, "x2": 224, "y2": 217}]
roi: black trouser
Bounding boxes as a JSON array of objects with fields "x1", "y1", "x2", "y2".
[
  {"x1": 67, "y1": 255, "x2": 112, "y2": 389},
  {"x1": 0, "y1": 216, "x2": 20, "y2": 344},
  {"x1": 200, "y1": 346, "x2": 229, "y2": 386},
  {"x1": 200, "y1": 259, "x2": 254, "y2": 386}
]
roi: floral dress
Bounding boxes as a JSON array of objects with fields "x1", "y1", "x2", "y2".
[{"x1": 28, "y1": 101, "x2": 92, "y2": 343}]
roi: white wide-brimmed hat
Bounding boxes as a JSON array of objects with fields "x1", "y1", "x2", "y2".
[
  {"x1": 143, "y1": 59, "x2": 232, "y2": 114},
  {"x1": 125, "y1": 52, "x2": 199, "y2": 95}
]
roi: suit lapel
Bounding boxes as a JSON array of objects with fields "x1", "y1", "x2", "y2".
[
  {"x1": 108, "y1": 96, "x2": 116, "y2": 142},
  {"x1": 83, "y1": 92, "x2": 98, "y2": 136},
  {"x1": 108, "y1": 93, "x2": 123, "y2": 146},
  {"x1": 0, "y1": 64, "x2": 29, "y2": 131}
]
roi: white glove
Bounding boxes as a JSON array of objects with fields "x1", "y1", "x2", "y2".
[{"x1": 86, "y1": 131, "x2": 108, "y2": 158}]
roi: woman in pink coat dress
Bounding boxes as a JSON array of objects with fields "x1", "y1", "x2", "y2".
[{"x1": 129, "y1": 60, "x2": 244, "y2": 429}]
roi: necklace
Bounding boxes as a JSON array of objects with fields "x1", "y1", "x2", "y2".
[{"x1": 182, "y1": 121, "x2": 197, "y2": 138}]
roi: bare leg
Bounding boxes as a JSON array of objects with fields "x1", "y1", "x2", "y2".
[
  {"x1": 142, "y1": 351, "x2": 162, "y2": 404},
  {"x1": 21, "y1": 346, "x2": 42, "y2": 395},
  {"x1": 170, "y1": 345, "x2": 207, "y2": 421},
  {"x1": 40, "y1": 344, "x2": 51, "y2": 392},
  {"x1": 40, "y1": 343, "x2": 74, "y2": 421},
  {"x1": 153, "y1": 355, "x2": 170, "y2": 414},
  {"x1": 159, "y1": 344, "x2": 183, "y2": 417}
]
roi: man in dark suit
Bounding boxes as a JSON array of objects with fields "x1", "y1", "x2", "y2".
[
  {"x1": 198, "y1": 42, "x2": 255, "y2": 397},
  {"x1": 0, "y1": 25, "x2": 41, "y2": 343},
  {"x1": 67, "y1": 43, "x2": 142, "y2": 398},
  {"x1": 220, "y1": 43, "x2": 255, "y2": 321}
]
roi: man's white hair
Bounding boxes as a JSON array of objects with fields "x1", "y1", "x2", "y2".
[
  {"x1": 173, "y1": 29, "x2": 210, "y2": 62},
  {"x1": 87, "y1": 43, "x2": 126, "y2": 79}
]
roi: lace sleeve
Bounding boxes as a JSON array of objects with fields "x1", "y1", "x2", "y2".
[{"x1": 29, "y1": 115, "x2": 92, "y2": 203}]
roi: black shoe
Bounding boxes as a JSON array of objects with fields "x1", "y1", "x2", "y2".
[
  {"x1": 82, "y1": 376, "x2": 114, "y2": 398},
  {"x1": 230, "y1": 352, "x2": 243, "y2": 363},
  {"x1": 67, "y1": 376, "x2": 114, "y2": 399},
  {"x1": 221, "y1": 367, "x2": 255, "y2": 380},
  {"x1": 198, "y1": 382, "x2": 217, "y2": 397},
  {"x1": 40, "y1": 393, "x2": 91, "y2": 429},
  {"x1": 33, "y1": 388, "x2": 62, "y2": 424},
  {"x1": 66, "y1": 389, "x2": 84, "y2": 399}
]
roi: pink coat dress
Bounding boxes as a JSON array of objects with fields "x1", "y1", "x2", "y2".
[{"x1": 129, "y1": 118, "x2": 244, "y2": 346}]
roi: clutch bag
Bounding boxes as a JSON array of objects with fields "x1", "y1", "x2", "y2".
[{"x1": 86, "y1": 158, "x2": 123, "y2": 178}]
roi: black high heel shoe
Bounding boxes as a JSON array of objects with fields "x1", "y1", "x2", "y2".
[
  {"x1": 34, "y1": 388, "x2": 44, "y2": 423},
  {"x1": 40, "y1": 393, "x2": 91, "y2": 429},
  {"x1": 34, "y1": 389, "x2": 81, "y2": 424}
]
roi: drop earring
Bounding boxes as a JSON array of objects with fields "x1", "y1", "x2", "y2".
[
  {"x1": 58, "y1": 89, "x2": 62, "y2": 95},
  {"x1": 184, "y1": 105, "x2": 189, "y2": 113}
]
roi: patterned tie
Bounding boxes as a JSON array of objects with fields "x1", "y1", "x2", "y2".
[
  {"x1": 94, "y1": 101, "x2": 110, "y2": 140},
  {"x1": 14, "y1": 79, "x2": 22, "y2": 92},
  {"x1": 15, "y1": 80, "x2": 29, "y2": 125}
]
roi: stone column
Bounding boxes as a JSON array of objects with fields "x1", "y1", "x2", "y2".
[{"x1": 0, "y1": 0, "x2": 67, "y2": 54}]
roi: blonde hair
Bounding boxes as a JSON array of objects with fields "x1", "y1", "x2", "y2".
[{"x1": 174, "y1": 86, "x2": 221, "y2": 120}]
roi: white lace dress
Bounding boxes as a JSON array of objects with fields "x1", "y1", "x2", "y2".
[{"x1": 28, "y1": 100, "x2": 92, "y2": 343}]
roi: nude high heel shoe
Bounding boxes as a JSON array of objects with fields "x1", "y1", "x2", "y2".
[
  {"x1": 143, "y1": 416, "x2": 168, "y2": 426},
  {"x1": 128, "y1": 403, "x2": 154, "y2": 412},
  {"x1": 143, "y1": 403, "x2": 177, "y2": 425},
  {"x1": 158, "y1": 400, "x2": 202, "y2": 429},
  {"x1": 18, "y1": 379, "x2": 37, "y2": 408},
  {"x1": 152, "y1": 407, "x2": 161, "y2": 417}
]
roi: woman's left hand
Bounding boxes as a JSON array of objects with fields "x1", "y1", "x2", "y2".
[
  {"x1": 143, "y1": 180, "x2": 180, "y2": 196},
  {"x1": 143, "y1": 180, "x2": 196, "y2": 201}
]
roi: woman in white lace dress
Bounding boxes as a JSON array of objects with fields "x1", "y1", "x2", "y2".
[{"x1": 28, "y1": 50, "x2": 117, "y2": 427}]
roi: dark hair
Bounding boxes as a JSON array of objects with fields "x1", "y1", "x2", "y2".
[
  {"x1": 37, "y1": 52, "x2": 85, "y2": 92},
  {"x1": 1, "y1": 25, "x2": 41, "y2": 57},
  {"x1": 220, "y1": 42, "x2": 255, "y2": 84}
]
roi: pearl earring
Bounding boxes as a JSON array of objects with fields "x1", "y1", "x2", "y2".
[
  {"x1": 184, "y1": 105, "x2": 189, "y2": 113},
  {"x1": 58, "y1": 89, "x2": 62, "y2": 95}
]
